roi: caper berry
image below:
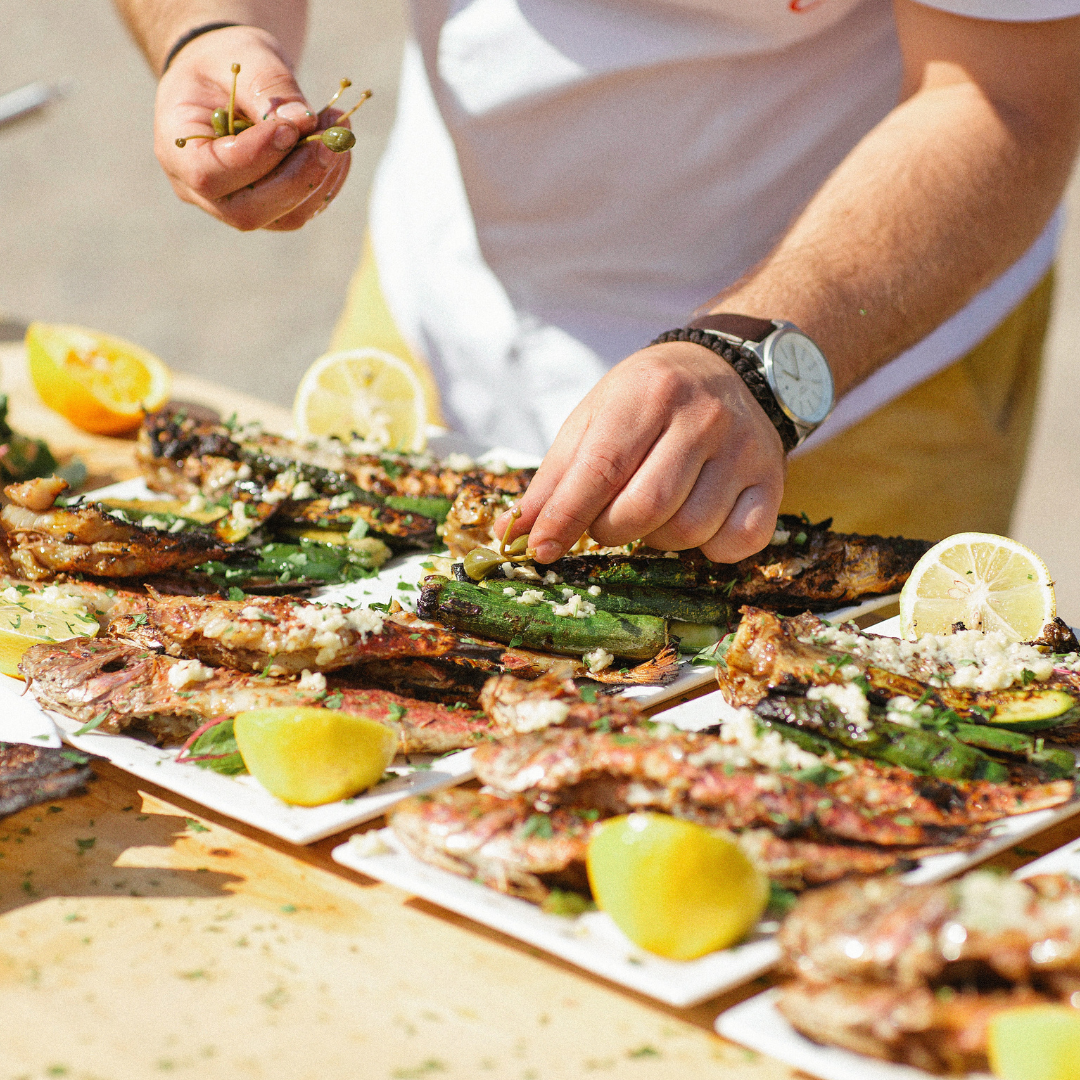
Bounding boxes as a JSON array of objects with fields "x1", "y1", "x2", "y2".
[
  {"x1": 315, "y1": 126, "x2": 356, "y2": 153},
  {"x1": 463, "y1": 547, "x2": 504, "y2": 581},
  {"x1": 211, "y1": 108, "x2": 229, "y2": 137},
  {"x1": 504, "y1": 534, "x2": 530, "y2": 557}
]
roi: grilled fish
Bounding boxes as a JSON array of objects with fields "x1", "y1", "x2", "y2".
[
  {"x1": 0, "y1": 741, "x2": 99, "y2": 818},
  {"x1": 388, "y1": 788, "x2": 967, "y2": 901},
  {"x1": 776, "y1": 871, "x2": 1080, "y2": 1072},
  {"x1": 130, "y1": 593, "x2": 504, "y2": 676},
  {"x1": 1, "y1": 478, "x2": 232, "y2": 581},
  {"x1": 19, "y1": 637, "x2": 497, "y2": 751},
  {"x1": 471, "y1": 726, "x2": 1072, "y2": 847}
]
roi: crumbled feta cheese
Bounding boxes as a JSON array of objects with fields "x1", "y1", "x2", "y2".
[
  {"x1": 229, "y1": 501, "x2": 249, "y2": 529},
  {"x1": 444, "y1": 453, "x2": 476, "y2": 472},
  {"x1": 503, "y1": 587, "x2": 517, "y2": 597},
  {"x1": 168, "y1": 518, "x2": 187, "y2": 533},
  {"x1": 484, "y1": 459, "x2": 509, "y2": 475},
  {"x1": 516, "y1": 589, "x2": 546, "y2": 606},
  {"x1": 552, "y1": 594, "x2": 596, "y2": 619},
  {"x1": 584, "y1": 647, "x2": 614, "y2": 673},
  {"x1": 290, "y1": 480, "x2": 315, "y2": 501},
  {"x1": 885, "y1": 695, "x2": 934, "y2": 728},
  {"x1": 167, "y1": 659, "x2": 215, "y2": 691},
  {"x1": 328, "y1": 493, "x2": 354, "y2": 511},
  {"x1": 510, "y1": 699, "x2": 571, "y2": 732},
  {"x1": 807, "y1": 682, "x2": 871, "y2": 732},
  {"x1": 587, "y1": 585, "x2": 602, "y2": 597},
  {"x1": 182, "y1": 494, "x2": 207, "y2": 513},
  {"x1": 298, "y1": 669, "x2": 327, "y2": 693},
  {"x1": 769, "y1": 527, "x2": 791, "y2": 545},
  {"x1": 686, "y1": 708, "x2": 823, "y2": 772},
  {"x1": 542, "y1": 571, "x2": 563, "y2": 586},
  {"x1": 800, "y1": 624, "x2": 1055, "y2": 692},
  {"x1": 140, "y1": 515, "x2": 171, "y2": 531},
  {"x1": 663, "y1": 551, "x2": 679, "y2": 559}
]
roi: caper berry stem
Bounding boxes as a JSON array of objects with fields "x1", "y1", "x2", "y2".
[
  {"x1": 228, "y1": 62, "x2": 240, "y2": 136},
  {"x1": 336, "y1": 89, "x2": 372, "y2": 123},
  {"x1": 175, "y1": 134, "x2": 217, "y2": 147},
  {"x1": 320, "y1": 78, "x2": 352, "y2": 115}
]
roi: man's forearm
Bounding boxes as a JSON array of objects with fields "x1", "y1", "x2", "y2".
[
  {"x1": 708, "y1": 4, "x2": 1080, "y2": 400},
  {"x1": 114, "y1": 0, "x2": 307, "y2": 73}
]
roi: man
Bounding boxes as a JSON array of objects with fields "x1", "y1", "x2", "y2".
[{"x1": 115, "y1": 0, "x2": 1080, "y2": 563}]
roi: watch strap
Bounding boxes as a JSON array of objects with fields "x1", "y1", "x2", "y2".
[
  {"x1": 688, "y1": 313, "x2": 775, "y2": 344},
  {"x1": 650, "y1": 326, "x2": 800, "y2": 453}
]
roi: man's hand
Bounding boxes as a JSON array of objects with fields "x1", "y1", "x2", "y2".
[
  {"x1": 154, "y1": 24, "x2": 349, "y2": 231},
  {"x1": 497, "y1": 341, "x2": 785, "y2": 564}
]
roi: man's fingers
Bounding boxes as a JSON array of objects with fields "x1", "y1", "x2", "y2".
[
  {"x1": 264, "y1": 150, "x2": 350, "y2": 230},
  {"x1": 697, "y1": 480, "x2": 784, "y2": 563}
]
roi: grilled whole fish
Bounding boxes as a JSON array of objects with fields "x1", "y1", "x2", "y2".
[
  {"x1": 131, "y1": 593, "x2": 505, "y2": 676},
  {"x1": 776, "y1": 871, "x2": 1080, "y2": 1072},
  {"x1": 0, "y1": 741, "x2": 100, "y2": 818},
  {"x1": 543, "y1": 515, "x2": 931, "y2": 612},
  {"x1": 775, "y1": 981, "x2": 1048, "y2": 1074},
  {"x1": 472, "y1": 726, "x2": 1070, "y2": 846},
  {"x1": 1, "y1": 479, "x2": 232, "y2": 581},
  {"x1": 778, "y1": 872, "x2": 1080, "y2": 990},
  {"x1": 718, "y1": 608, "x2": 1080, "y2": 729},
  {"x1": 19, "y1": 637, "x2": 497, "y2": 751},
  {"x1": 388, "y1": 788, "x2": 967, "y2": 900}
]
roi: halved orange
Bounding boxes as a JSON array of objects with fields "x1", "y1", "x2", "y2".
[{"x1": 26, "y1": 322, "x2": 172, "y2": 436}]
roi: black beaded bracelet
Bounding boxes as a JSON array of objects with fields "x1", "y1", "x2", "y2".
[
  {"x1": 651, "y1": 327, "x2": 800, "y2": 454},
  {"x1": 161, "y1": 21, "x2": 242, "y2": 74}
]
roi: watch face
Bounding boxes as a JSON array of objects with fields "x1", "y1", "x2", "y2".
[{"x1": 765, "y1": 331, "x2": 834, "y2": 425}]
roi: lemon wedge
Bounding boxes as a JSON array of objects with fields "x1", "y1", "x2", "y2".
[
  {"x1": 989, "y1": 1004, "x2": 1080, "y2": 1080},
  {"x1": 26, "y1": 322, "x2": 172, "y2": 436},
  {"x1": 899, "y1": 532, "x2": 1055, "y2": 641},
  {"x1": 586, "y1": 812, "x2": 768, "y2": 960},
  {"x1": 0, "y1": 588, "x2": 100, "y2": 678},
  {"x1": 233, "y1": 707, "x2": 398, "y2": 806},
  {"x1": 293, "y1": 348, "x2": 427, "y2": 452}
]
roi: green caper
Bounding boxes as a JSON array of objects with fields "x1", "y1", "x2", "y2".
[
  {"x1": 317, "y1": 126, "x2": 356, "y2": 153},
  {"x1": 211, "y1": 108, "x2": 229, "y2": 137},
  {"x1": 504, "y1": 534, "x2": 530, "y2": 557},
  {"x1": 463, "y1": 547, "x2": 504, "y2": 581}
]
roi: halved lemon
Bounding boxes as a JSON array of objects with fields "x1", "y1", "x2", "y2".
[
  {"x1": 586, "y1": 812, "x2": 768, "y2": 960},
  {"x1": 988, "y1": 1004, "x2": 1080, "y2": 1080},
  {"x1": 0, "y1": 588, "x2": 100, "y2": 678},
  {"x1": 26, "y1": 322, "x2": 172, "y2": 436},
  {"x1": 293, "y1": 348, "x2": 427, "y2": 453},
  {"x1": 899, "y1": 532, "x2": 1055, "y2": 641},
  {"x1": 233, "y1": 706, "x2": 399, "y2": 806}
]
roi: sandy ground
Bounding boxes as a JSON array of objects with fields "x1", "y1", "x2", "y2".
[{"x1": 1, "y1": 0, "x2": 1079, "y2": 612}]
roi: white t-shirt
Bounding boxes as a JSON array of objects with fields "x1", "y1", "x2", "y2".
[{"x1": 369, "y1": 0, "x2": 1078, "y2": 457}]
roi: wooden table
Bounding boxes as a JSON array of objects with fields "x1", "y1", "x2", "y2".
[{"x1": 3, "y1": 344, "x2": 1078, "y2": 1079}]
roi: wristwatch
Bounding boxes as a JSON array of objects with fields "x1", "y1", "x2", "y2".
[{"x1": 651, "y1": 314, "x2": 834, "y2": 453}]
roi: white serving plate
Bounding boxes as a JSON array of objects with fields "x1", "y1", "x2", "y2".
[
  {"x1": 0, "y1": 673, "x2": 61, "y2": 747},
  {"x1": 716, "y1": 837, "x2": 1080, "y2": 1079},
  {"x1": 331, "y1": 826, "x2": 783, "y2": 1008}
]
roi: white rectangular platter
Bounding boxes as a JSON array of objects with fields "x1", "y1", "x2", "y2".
[
  {"x1": 0, "y1": 673, "x2": 475, "y2": 845},
  {"x1": 332, "y1": 826, "x2": 784, "y2": 1008},
  {"x1": 716, "y1": 837, "x2": 1080, "y2": 1080}
]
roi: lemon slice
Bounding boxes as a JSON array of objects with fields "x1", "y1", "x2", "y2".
[
  {"x1": 0, "y1": 588, "x2": 100, "y2": 678},
  {"x1": 26, "y1": 322, "x2": 172, "y2": 436},
  {"x1": 586, "y1": 812, "x2": 768, "y2": 960},
  {"x1": 293, "y1": 348, "x2": 427, "y2": 453},
  {"x1": 988, "y1": 1004, "x2": 1080, "y2": 1080},
  {"x1": 899, "y1": 532, "x2": 1055, "y2": 641}
]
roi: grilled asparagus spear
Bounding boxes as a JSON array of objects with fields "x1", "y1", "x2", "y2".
[
  {"x1": 416, "y1": 578, "x2": 668, "y2": 659},
  {"x1": 755, "y1": 696, "x2": 1010, "y2": 781},
  {"x1": 470, "y1": 572, "x2": 736, "y2": 626}
]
